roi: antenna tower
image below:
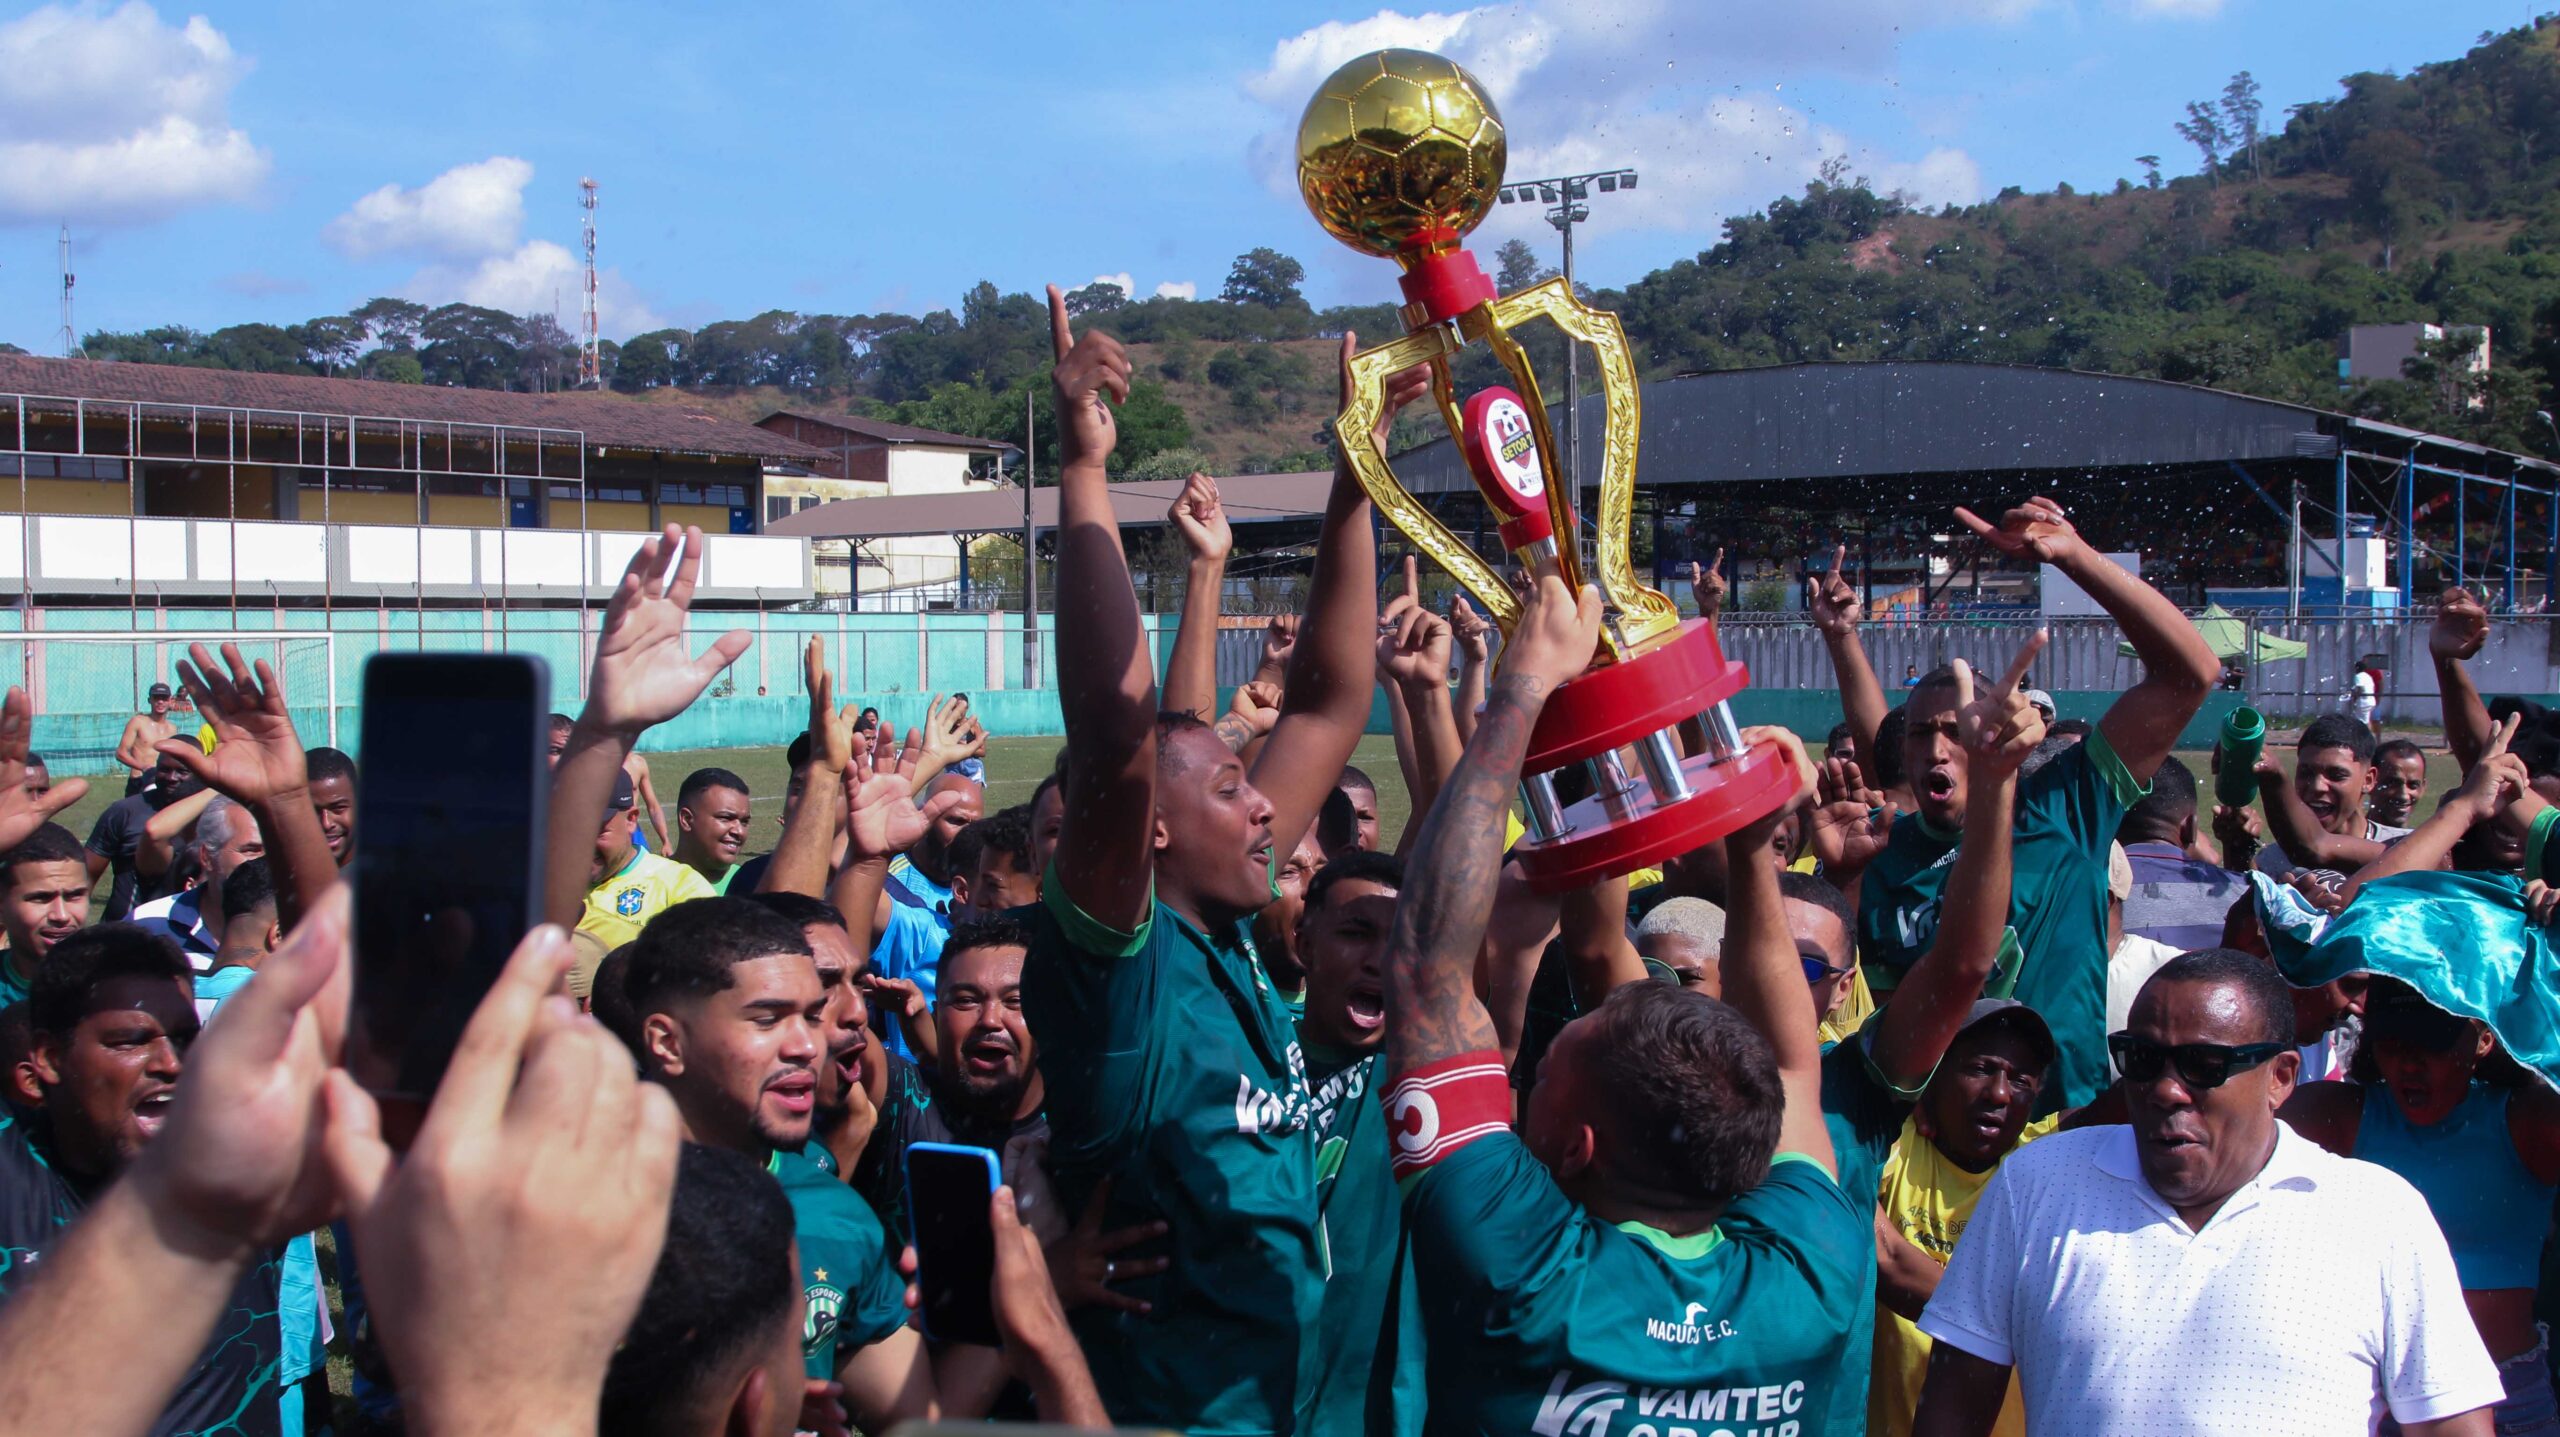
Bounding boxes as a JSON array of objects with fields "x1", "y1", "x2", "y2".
[
  {"x1": 56, "y1": 225, "x2": 76, "y2": 358},
  {"x1": 578, "y1": 179, "x2": 601, "y2": 388}
]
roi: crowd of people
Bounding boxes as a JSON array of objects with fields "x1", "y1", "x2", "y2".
[{"x1": 0, "y1": 285, "x2": 2553, "y2": 1437}]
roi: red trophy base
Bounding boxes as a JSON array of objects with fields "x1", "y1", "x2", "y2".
[{"x1": 1511, "y1": 620, "x2": 1797, "y2": 894}]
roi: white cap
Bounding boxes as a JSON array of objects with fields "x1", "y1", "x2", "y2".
[{"x1": 2025, "y1": 688, "x2": 2056, "y2": 716}]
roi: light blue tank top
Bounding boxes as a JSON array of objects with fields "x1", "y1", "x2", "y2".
[{"x1": 2357, "y1": 1082, "x2": 2556, "y2": 1290}]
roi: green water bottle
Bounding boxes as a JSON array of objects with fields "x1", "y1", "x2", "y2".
[{"x1": 2214, "y1": 705, "x2": 2265, "y2": 808}]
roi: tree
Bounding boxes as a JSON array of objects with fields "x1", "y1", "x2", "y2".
[
  {"x1": 201, "y1": 324, "x2": 312, "y2": 374},
  {"x1": 1064, "y1": 280, "x2": 1127, "y2": 316},
  {"x1": 2136, "y1": 154, "x2": 2163, "y2": 189},
  {"x1": 1495, "y1": 238, "x2": 1544, "y2": 291},
  {"x1": 417, "y1": 304, "x2": 524, "y2": 389},
  {"x1": 295, "y1": 315, "x2": 365, "y2": 374},
  {"x1": 515, "y1": 312, "x2": 577, "y2": 392},
  {"x1": 351, "y1": 297, "x2": 429, "y2": 352},
  {"x1": 359, "y1": 349, "x2": 424, "y2": 384},
  {"x1": 2175, "y1": 100, "x2": 2229, "y2": 186},
  {"x1": 612, "y1": 330, "x2": 688, "y2": 391},
  {"x1": 1220, "y1": 247, "x2": 1305, "y2": 308},
  {"x1": 2221, "y1": 72, "x2": 2266, "y2": 181}
]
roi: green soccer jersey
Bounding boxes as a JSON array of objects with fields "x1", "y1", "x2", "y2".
[
  {"x1": 1301, "y1": 1044, "x2": 1424, "y2": 1437},
  {"x1": 1020, "y1": 885, "x2": 1320, "y2": 1436},
  {"x1": 0, "y1": 949, "x2": 33, "y2": 1011},
  {"x1": 1856, "y1": 728, "x2": 2144, "y2": 1111},
  {"x1": 769, "y1": 1146, "x2": 907, "y2": 1381},
  {"x1": 1813, "y1": 1034, "x2": 1920, "y2": 1437},
  {"x1": 1405, "y1": 1132, "x2": 1868, "y2": 1437}
]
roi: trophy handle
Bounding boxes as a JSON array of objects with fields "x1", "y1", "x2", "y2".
[
  {"x1": 1332, "y1": 326, "x2": 1523, "y2": 632},
  {"x1": 1484, "y1": 280, "x2": 1683, "y2": 651}
]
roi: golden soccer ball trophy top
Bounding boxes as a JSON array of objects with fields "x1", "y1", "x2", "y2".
[{"x1": 1296, "y1": 48, "x2": 1508, "y2": 264}]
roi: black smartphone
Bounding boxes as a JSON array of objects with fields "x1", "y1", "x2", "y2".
[
  {"x1": 905, "y1": 1142, "x2": 1003, "y2": 1346},
  {"x1": 349, "y1": 653, "x2": 551, "y2": 1108}
]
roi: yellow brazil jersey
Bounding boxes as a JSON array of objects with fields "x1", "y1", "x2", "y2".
[
  {"x1": 1816, "y1": 965, "x2": 1876, "y2": 1048},
  {"x1": 1868, "y1": 1110, "x2": 2064, "y2": 1437},
  {"x1": 578, "y1": 849, "x2": 716, "y2": 950}
]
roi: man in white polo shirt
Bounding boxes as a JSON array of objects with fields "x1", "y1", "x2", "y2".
[{"x1": 1913, "y1": 949, "x2": 2499, "y2": 1437}]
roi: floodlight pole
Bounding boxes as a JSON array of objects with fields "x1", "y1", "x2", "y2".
[
  {"x1": 1499, "y1": 168, "x2": 1635, "y2": 512},
  {"x1": 1022, "y1": 387, "x2": 1039, "y2": 690}
]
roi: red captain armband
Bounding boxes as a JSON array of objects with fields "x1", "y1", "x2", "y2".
[{"x1": 1385, "y1": 1051, "x2": 1513, "y2": 1182}]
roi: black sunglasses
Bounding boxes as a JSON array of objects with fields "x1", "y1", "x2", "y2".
[
  {"x1": 1801, "y1": 956, "x2": 1853, "y2": 984},
  {"x1": 2108, "y1": 1032, "x2": 2290, "y2": 1091}
]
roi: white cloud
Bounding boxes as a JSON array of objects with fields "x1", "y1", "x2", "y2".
[
  {"x1": 1154, "y1": 280, "x2": 1199, "y2": 300},
  {"x1": 324, "y1": 156, "x2": 533, "y2": 260},
  {"x1": 1088, "y1": 272, "x2": 1135, "y2": 296},
  {"x1": 0, "y1": 2, "x2": 267, "y2": 225},
  {"x1": 405, "y1": 239, "x2": 665, "y2": 338},
  {"x1": 1870, "y1": 147, "x2": 1986, "y2": 207}
]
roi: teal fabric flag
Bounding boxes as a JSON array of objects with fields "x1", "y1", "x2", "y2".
[{"x1": 2290, "y1": 870, "x2": 2560, "y2": 1093}]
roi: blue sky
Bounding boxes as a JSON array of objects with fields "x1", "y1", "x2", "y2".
[{"x1": 0, "y1": 0, "x2": 2535, "y2": 352}]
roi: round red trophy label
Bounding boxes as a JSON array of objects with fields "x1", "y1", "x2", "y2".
[{"x1": 1461, "y1": 387, "x2": 1554, "y2": 550}]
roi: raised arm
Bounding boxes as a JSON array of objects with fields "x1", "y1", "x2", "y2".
[
  {"x1": 761, "y1": 640, "x2": 860, "y2": 900},
  {"x1": 137, "y1": 784, "x2": 217, "y2": 881},
  {"x1": 1868, "y1": 636, "x2": 2046, "y2": 1090},
  {"x1": 1957, "y1": 495, "x2": 2214, "y2": 780},
  {"x1": 2433, "y1": 587, "x2": 2494, "y2": 771},
  {"x1": 2252, "y1": 758, "x2": 2389, "y2": 872},
  {"x1": 1380, "y1": 571, "x2": 1463, "y2": 852},
  {"x1": 1690, "y1": 549, "x2": 1728, "y2": 621},
  {"x1": 828, "y1": 733, "x2": 963, "y2": 961},
  {"x1": 544, "y1": 526, "x2": 750, "y2": 930},
  {"x1": 0, "y1": 690, "x2": 84, "y2": 854},
  {"x1": 1559, "y1": 874, "x2": 1648, "y2": 1013},
  {"x1": 1044, "y1": 286, "x2": 1155, "y2": 932},
  {"x1": 2336, "y1": 714, "x2": 2522, "y2": 904},
  {"x1": 1251, "y1": 337, "x2": 1427, "y2": 857},
  {"x1": 1161, "y1": 471, "x2": 1231, "y2": 723},
  {"x1": 1385, "y1": 574, "x2": 1600, "y2": 1085},
  {"x1": 1448, "y1": 594, "x2": 1492, "y2": 747},
  {"x1": 162, "y1": 642, "x2": 337, "y2": 934},
  {"x1": 1718, "y1": 727, "x2": 1836, "y2": 1174},
  {"x1": 1807, "y1": 544, "x2": 1886, "y2": 769}
]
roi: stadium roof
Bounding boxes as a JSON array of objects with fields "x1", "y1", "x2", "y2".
[
  {"x1": 1388, "y1": 360, "x2": 2560, "y2": 496},
  {"x1": 0, "y1": 354, "x2": 831, "y2": 464},
  {"x1": 768, "y1": 471, "x2": 1334, "y2": 540},
  {"x1": 758, "y1": 409, "x2": 1019, "y2": 453}
]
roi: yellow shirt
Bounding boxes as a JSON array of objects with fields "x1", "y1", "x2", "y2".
[
  {"x1": 1869, "y1": 1111, "x2": 2064, "y2": 1437},
  {"x1": 578, "y1": 848, "x2": 715, "y2": 950},
  {"x1": 1816, "y1": 965, "x2": 1876, "y2": 1048}
]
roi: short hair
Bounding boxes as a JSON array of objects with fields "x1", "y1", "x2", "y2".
[
  {"x1": 600, "y1": 1143, "x2": 799, "y2": 1437},
  {"x1": 2136, "y1": 948, "x2": 2295, "y2": 1047},
  {"x1": 738, "y1": 889, "x2": 847, "y2": 935},
  {"x1": 0, "y1": 823, "x2": 86, "y2": 890},
  {"x1": 589, "y1": 946, "x2": 641, "y2": 1051},
  {"x1": 949, "y1": 808, "x2": 1033, "y2": 883},
  {"x1": 1823, "y1": 722, "x2": 1855, "y2": 753},
  {"x1": 2018, "y1": 733, "x2": 2080, "y2": 780},
  {"x1": 2050, "y1": 718, "x2": 2094, "y2": 740},
  {"x1": 940, "y1": 914, "x2": 1033, "y2": 976},
  {"x1": 195, "y1": 795, "x2": 245, "y2": 855},
  {"x1": 677, "y1": 767, "x2": 749, "y2": 808},
  {"x1": 1635, "y1": 896, "x2": 1725, "y2": 950},
  {"x1": 2298, "y1": 714, "x2": 2376, "y2": 764},
  {"x1": 23, "y1": 753, "x2": 43, "y2": 770},
  {"x1": 2374, "y1": 738, "x2": 2425, "y2": 769},
  {"x1": 219, "y1": 856, "x2": 275, "y2": 919},
  {"x1": 1030, "y1": 770, "x2": 1064, "y2": 816},
  {"x1": 162, "y1": 734, "x2": 202, "y2": 754},
  {"x1": 1776, "y1": 871, "x2": 1857, "y2": 939},
  {"x1": 1153, "y1": 710, "x2": 1217, "y2": 767},
  {"x1": 621, "y1": 898, "x2": 812, "y2": 1015},
  {"x1": 1336, "y1": 765, "x2": 1378, "y2": 796},
  {"x1": 784, "y1": 732, "x2": 812, "y2": 772},
  {"x1": 1585, "y1": 982, "x2": 1781, "y2": 1203},
  {"x1": 29, "y1": 924, "x2": 191, "y2": 1037},
  {"x1": 305, "y1": 747, "x2": 357, "y2": 786},
  {"x1": 547, "y1": 712, "x2": 576, "y2": 734},
  {"x1": 2124, "y1": 755, "x2": 2198, "y2": 832},
  {"x1": 1871, "y1": 707, "x2": 1909, "y2": 788},
  {"x1": 1305, "y1": 848, "x2": 1404, "y2": 913}
]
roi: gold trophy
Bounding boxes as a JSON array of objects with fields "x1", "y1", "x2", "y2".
[{"x1": 1298, "y1": 48, "x2": 1793, "y2": 891}]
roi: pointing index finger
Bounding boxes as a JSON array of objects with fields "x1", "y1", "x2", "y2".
[
  {"x1": 1952, "y1": 656, "x2": 1976, "y2": 713},
  {"x1": 1047, "y1": 284, "x2": 1073, "y2": 363},
  {"x1": 2000, "y1": 629, "x2": 2049, "y2": 696},
  {"x1": 2485, "y1": 709, "x2": 2523, "y2": 759}
]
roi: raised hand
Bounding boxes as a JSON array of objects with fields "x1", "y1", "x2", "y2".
[
  {"x1": 2432, "y1": 585, "x2": 2490, "y2": 662},
  {"x1": 325, "y1": 923, "x2": 681, "y2": 1430},
  {"x1": 1808, "y1": 755, "x2": 1894, "y2": 880},
  {"x1": 1733, "y1": 725, "x2": 1819, "y2": 852},
  {"x1": 843, "y1": 726, "x2": 970, "y2": 862},
  {"x1": 1049, "y1": 285, "x2": 1130, "y2": 472},
  {"x1": 1168, "y1": 471, "x2": 1232, "y2": 564},
  {"x1": 1377, "y1": 592, "x2": 1455, "y2": 690},
  {"x1": 2460, "y1": 711, "x2": 2531, "y2": 830},
  {"x1": 1954, "y1": 629, "x2": 2050, "y2": 779},
  {"x1": 1045, "y1": 1174, "x2": 1169, "y2": 1315},
  {"x1": 165, "y1": 641, "x2": 307, "y2": 805},
  {"x1": 1497, "y1": 574, "x2": 1603, "y2": 695},
  {"x1": 0, "y1": 686, "x2": 85, "y2": 851},
  {"x1": 1338, "y1": 331, "x2": 1433, "y2": 451},
  {"x1": 1255, "y1": 613, "x2": 1299, "y2": 681},
  {"x1": 587, "y1": 525, "x2": 753, "y2": 737},
  {"x1": 802, "y1": 637, "x2": 862, "y2": 776},
  {"x1": 1448, "y1": 594, "x2": 1493, "y2": 663},
  {"x1": 1690, "y1": 548, "x2": 1728, "y2": 619},
  {"x1": 1806, "y1": 544, "x2": 1860, "y2": 639},
  {"x1": 919, "y1": 693, "x2": 987, "y2": 773},
  {"x1": 1215, "y1": 679, "x2": 1283, "y2": 754},
  {"x1": 1953, "y1": 494, "x2": 2086, "y2": 565}
]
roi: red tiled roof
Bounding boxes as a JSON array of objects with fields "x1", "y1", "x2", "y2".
[
  {"x1": 759, "y1": 408, "x2": 1019, "y2": 453},
  {"x1": 0, "y1": 355, "x2": 832, "y2": 463}
]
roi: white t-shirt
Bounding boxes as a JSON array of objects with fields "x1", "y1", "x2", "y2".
[
  {"x1": 1919, "y1": 1124, "x2": 2499, "y2": 1434},
  {"x1": 2103, "y1": 933, "x2": 2183, "y2": 1075}
]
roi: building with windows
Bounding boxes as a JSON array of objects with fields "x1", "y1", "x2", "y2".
[{"x1": 755, "y1": 409, "x2": 1015, "y2": 601}]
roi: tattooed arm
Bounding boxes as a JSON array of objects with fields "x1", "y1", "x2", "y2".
[{"x1": 1385, "y1": 575, "x2": 1602, "y2": 1083}]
